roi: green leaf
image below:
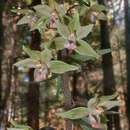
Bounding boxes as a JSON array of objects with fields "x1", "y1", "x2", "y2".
[
  {"x1": 55, "y1": 107, "x2": 88, "y2": 119},
  {"x1": 48, "y1": 60, "x2": 79, "y2": 74},
  {"x1": 33, "y1": 4, "x2": 52, "y2": 17},
  {"x1": 14, "y1": 58, "x2": 38, "y2": 68},
  {"x1": 76, "y1": 0, "x2": 90, "y2": 7},
  {"x1": 54, "y1": 37, "x2": 66, "y2": 50},
  {"x1": 79, "y1": 6, "x2": 88, "y2": 16},
  {"x1": 17, "y1": 15, "x2": 32, "y2": 25},
  {"x1": 55, "y1": 3, "x2": 66, "y2": 17},
  {"x1": 39, "y1": 18, "x2": 50, "y2": 36},
  {"x1": 23, "y1": 46, "x2": 41, "y2": 61},
  {"x1": 98, "y1": 100, "x2": 122, "y2": 110},
  {"x1": 10, "y1": 119, "x2": 33, "y2": 130},
  {"x1": 30, "y1": 17, "x2": 48, "y2": 31},
  {"x1": 90, "y1": 4, "x2": 108, "y2": 12},
  {"x1": 41, "y1": 49, "x2": 52, "y2": 63},
  {"x1": 40, "y1": 41, "x2": 52, "y2": 49},
  {"x1": 69, "y1": 12, "x2": 80, "y2": 32},
  {"x1": 49, "y1": 0, "x2": 58, "y2": 10},
  {"x1": 76, "y1": 24, "x2": 93, "y2": 40},
  {"x1": 71, "y1": 49, "x2": 112, "y2": 62},
  {"x1": 11, "y1": 9, "x2": 33, "y2": 15},
  {"x1": 99, "y1": 92, "x2": 118, "y2": 103},
  {"x1": 75, "y1": 40, "x2": 99, "y2": 57},
  {"x1": 70, "y1": 54, "x2": 94, "y2": 62},
  {"x1": 56, "y1": 21, "x2": 70, "y2": 39},
  {"x1": 97, "y1": 49, "x2": 112, "y2": 56},
  {"x1": 48, "y1": 0, "x2": 66, "y2": 16},
  {"x1": 87, "y1": 95, "x2": 98, "y2": 108},
  {"x1": 7, "y1": 128, "x2": 25, "y2": 130}
]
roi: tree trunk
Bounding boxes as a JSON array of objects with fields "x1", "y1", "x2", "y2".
[
  {"x1": 98, "y1": 0, "x2": 121, "y2": 130},
  {"x1": 0, "y1": 1, "x2": 20, "y2": 127},
  {"x1": 124, "y1": 0, "x2": 130, "y2": 129},
  {"x1": 0, "y1": 0, "x2": 4, "y2": 108},
  {"x1": 27, "y1": 30, "x2": 40, "y2": 130}
]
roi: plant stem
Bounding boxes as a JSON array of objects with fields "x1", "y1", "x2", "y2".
[{"x1": 61, "y1": 49, "x2": 73, "y2": 130}]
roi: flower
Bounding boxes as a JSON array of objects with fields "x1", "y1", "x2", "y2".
[
  {"x1": 88, "y1": 114, "x2": 102, "y2": 129},
  {"x1": 64, "y1": 41, "x2": 77, "y2": 50},
  {"x1": 35, "y1": 68, "x2": 49, "y2": 81}
]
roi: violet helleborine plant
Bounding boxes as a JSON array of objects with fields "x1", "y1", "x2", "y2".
[{"x1": 10, "y1": 0, "x2": 122, "y2": 130}]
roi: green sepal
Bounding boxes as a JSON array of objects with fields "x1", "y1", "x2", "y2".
[
  {"x1": 53, "y1": 37, "x2": 66, "y2": 51},
  {"x1": 48, "y1": 60, "x2": 79, "y2": 74},
  {"x1": 23, "y1": 46, "x2": 41, "y2": 61},
  {"x1": 69, "y1": 12, "x2": 80, "y2": 32},
  {"x1": 14, "y1": 58, "x2": 38, "y2": 68},
  {"x1": 41, "y1": 48, "x2": 52, "y2": 63},
  {"x1": 17, "y1": 15, "x2": 32, "y2": 25},
  {"x1": 55, "y1": 107, "x2": 88, "y2": 119},
  {"x1": 75, "y1": 40, "x2": 99, "y2": 57},
  {"x1": 55, "y1": 21, "x2": 70, "y2": 39},
  {"x1": 11, "y1": 9, "x2": 33, "y2": 15},
  {"x1": 76, "y1": 24, "x2": 93, "y2": 40},
  {"x1": 33, "y1": 4, "x2": 52, "y2": 17}
]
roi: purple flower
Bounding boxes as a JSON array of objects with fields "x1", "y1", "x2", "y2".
[
  {"x1": 36, "y1": 69, "x2": 48, "y2": 81},
  {"x1": 64, "y1": 41, "x2": 77, "y2": 50}
]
